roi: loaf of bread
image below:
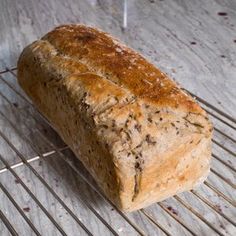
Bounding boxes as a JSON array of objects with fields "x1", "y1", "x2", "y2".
[{"x1": 17, "y1": 24, "x2": 212, "y2": 212}]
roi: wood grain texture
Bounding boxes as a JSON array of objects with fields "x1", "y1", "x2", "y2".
[{"x1": 0, "y1": 0, "x2": 235, "y2": 235}]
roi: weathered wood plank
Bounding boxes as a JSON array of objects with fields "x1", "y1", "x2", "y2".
[{"x1": 0, "y1": 0, "x2": 235, "y2": 235}]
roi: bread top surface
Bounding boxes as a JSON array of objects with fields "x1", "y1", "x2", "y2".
[{"x1": 40, "y1": 24, "x2": 204, "y2": 115}]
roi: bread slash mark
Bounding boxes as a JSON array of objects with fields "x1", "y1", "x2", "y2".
[{"x1": 132, "y1": 162, "x2": 142, "y2": 201}]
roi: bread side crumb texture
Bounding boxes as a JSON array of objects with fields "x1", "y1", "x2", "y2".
[{"x1": 17, "y1": 24, "x2": 212, "y2": 212}]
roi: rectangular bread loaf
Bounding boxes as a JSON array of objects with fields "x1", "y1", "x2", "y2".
[{"x1": 17, "y1": 24, "x2": 212, "y2": 212}]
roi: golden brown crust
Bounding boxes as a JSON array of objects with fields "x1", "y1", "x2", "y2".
[
  {"x1": 17, "y1": 24, "x2": 212, "y2": 212},
  {"x1": 43, "y1": 24, "x2": 204, "y2": 114}
]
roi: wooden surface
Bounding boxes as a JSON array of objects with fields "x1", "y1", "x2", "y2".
[{"x1": 0, "y1": 0, "x2": 235, "y2": 235}]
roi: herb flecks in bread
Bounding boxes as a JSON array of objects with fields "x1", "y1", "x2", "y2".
[{"x1": 17, "y1": 24, "x2": 212, "y2": 212}]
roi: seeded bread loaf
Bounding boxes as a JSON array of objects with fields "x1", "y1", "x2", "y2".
[{"x1": 17, "y1": 24, "x2": 212, "y2": 212}]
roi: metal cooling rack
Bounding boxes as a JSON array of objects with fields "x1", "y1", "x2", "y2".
[{"x1": 0, "y1": 67, "x2": 235, "y2": 236}]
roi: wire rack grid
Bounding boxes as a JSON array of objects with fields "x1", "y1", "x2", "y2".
[{"x1": 0, "y1": 67, "x2": 235, "y2": 236}]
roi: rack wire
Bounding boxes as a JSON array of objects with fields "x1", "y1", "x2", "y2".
[{"x1": 0, "y1": 67, "x2": 235, "y2": 235}]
